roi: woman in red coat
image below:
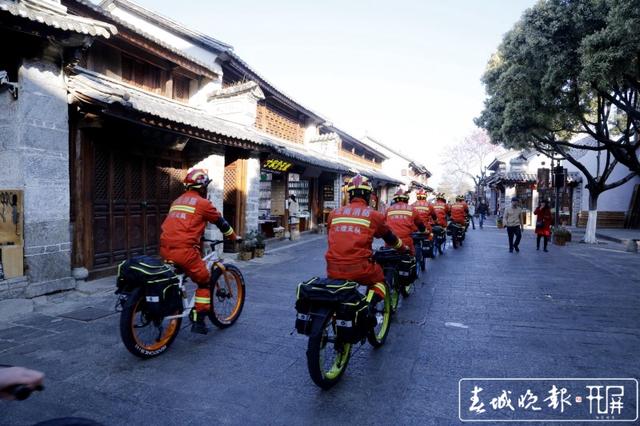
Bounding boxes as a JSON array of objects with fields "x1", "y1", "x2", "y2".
[{"x1": 534, "y1": 200, "x2": 553, "y2": 252}]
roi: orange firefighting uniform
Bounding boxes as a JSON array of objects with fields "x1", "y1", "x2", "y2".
[
  {"x1": 385, "y1": 201, "x2": 426, "y2": 255},
  {"x1": 412, "y1": 200, "x2": 436, "y2": 235},
  {"x1": 325, "y1": 198, "x2": 402, "y2": 298},
  {"x1": 432, "y1": 200, "x2": 450, "y2": 227},
  {"x1": 450, "y1": 201, "x2": 469, "y2": 225},
  {"x1": 160, "y1": 190, "x2": 234, "y2": 312}
]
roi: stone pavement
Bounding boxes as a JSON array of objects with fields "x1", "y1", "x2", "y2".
[{"x1": 0, "y1": 228, "x2": 638, "y2": 425}]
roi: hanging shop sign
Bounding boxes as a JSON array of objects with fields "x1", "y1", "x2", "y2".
[
  {"x1": 323, "y1": 184, "x2": 335, "y2": 202},
  {"x1": 262, "y1": 158, "x2": 293, "y2": 173}
]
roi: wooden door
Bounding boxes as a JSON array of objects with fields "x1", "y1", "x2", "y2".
[
  {"x1": 223, "y1": 149, "x2": 247, "y2": 250},
  {"x1": 92, "y1": 143, "x2": 186, "y2": 271}
]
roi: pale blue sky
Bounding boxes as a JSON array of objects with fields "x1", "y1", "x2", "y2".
[{"x1": 114, "y1": 0, "x2": 536, "y2": 181}]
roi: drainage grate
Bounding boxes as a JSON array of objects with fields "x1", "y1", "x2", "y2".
[{"x1": 58, "y1": 307, "x2": 115, "y2": 322}]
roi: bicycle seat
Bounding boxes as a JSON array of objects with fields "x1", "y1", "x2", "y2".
[{"x1": 373, "y1": 248, "x2": 403, "y2": 264}]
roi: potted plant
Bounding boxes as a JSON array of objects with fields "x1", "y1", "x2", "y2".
[
  {"x1": 553, "y1": 226, "x2": 571, "y2": 246},
  {"x1": 254, "y1": 232, "x2": 266, "y2": 258},
  {"x1": 238, "y1": 232, "x2": 256, "y2": 261},
  {"x1": 496, "y1": 217, "x2": 504, "y2": 229}
]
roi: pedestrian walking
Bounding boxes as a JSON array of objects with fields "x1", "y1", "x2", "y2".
[
  {"x1": 534, "y1": 200, "x2": 553, "y2": 252},
  {"x1": 468, "y1": 201, "x2": 476, "y2": 230},
  {"x1": 287, "y1": 194, "x2": 299, "y2": 240},
  {"x1": 503, "y1": 197, "x2": 524, "y2": 252},
  {"x1": 477, "y1": 200, "x2": 488, "y2": 229}
]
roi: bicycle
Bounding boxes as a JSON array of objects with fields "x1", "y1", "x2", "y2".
[
  {"x1": 295, "y1": 248, "x2": 395, "y2": 389},
  {"x1": 411, "y1": 232, "x2": 429, "y2": 276},
  {"x1": 432, "y1": 225, "x2": 447, "y2": 257},
  {"x1": 118, "y1": 239, "x2": 246, "y2": 358}
]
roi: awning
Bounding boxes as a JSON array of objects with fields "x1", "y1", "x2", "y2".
[
  {"x1": 68, "y1": 68, "x2": 354, "y2": 175},
  {"x1": 270, "y1": 143, "x2": 348, "y2": 175},
  {"x1": 0, "y1": 0, "x2": 116, "y2": 38},
  {"x1": 68, "y1": 67, "x2": 276, "y2": 149}
]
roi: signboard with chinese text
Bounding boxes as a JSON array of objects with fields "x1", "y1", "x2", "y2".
[
  {"x1": 323, "y1": 184, "x2": 335, "y2": 202},
  {"x1": 262, "y1": 158, "x2": 293, "y2": 173},
  {"x1": 459, "y1": 378, "x2": 638, "y2": 422}
]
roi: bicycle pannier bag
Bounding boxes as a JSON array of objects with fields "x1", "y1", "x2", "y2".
[{"x1": 398, "y1": 256, "x2": 417, "y2": 284}]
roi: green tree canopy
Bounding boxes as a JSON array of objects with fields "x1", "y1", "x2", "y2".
[{"x1": 476, "y1": 0, "x2": 639, "y2": 183}]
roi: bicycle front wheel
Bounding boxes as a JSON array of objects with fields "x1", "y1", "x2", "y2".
[
  {"x1": 208, "y1": 264, "x2": 246, "y2": 328},
  {"x1": 367, "y1": 282, "x2": 391, "y2": 347},
  {"x1": 385, "y1": 268, "x2": 399, "y2": 313}
]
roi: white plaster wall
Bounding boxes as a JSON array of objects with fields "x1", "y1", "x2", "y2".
[
  {"x1": 565, "y1": 151, "x2": 640, "y2": 212},
  {"x1": 192, "y1": 150, "x2": 225, "y2": 252},
  {"x1": 244, "y1": 155, "x2": 261, "y2": 233},
  {"x1": 203, "y1": 92, "x2": 259, "y2": 127},
  {"x1": 107, "y1": 6, "x2": 224, "y2": 75}
]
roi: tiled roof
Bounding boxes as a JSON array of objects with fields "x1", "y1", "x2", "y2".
[
  {"x1": 486, "y1": 172, "x2": 537, "y2": 185},
  {"x1": 99, "y1": 0, "x2": 231, "y2": 51},
  {"x1": 96, "y1": 0, "x2": 325, "y2": 122},
  {"x1": 208, "y1": 81, "x2": 264, "y2": 101},
  {"x1": 67, "y1": 68, "x2": 355, "y2": 175},
  {"x1": 65, "y1": 0, "x2": 219, "y2": 76},
  {"x1": 0, "y1": 0, "x2": 116, "y2": 38},
  {"x1": 68, "y1": 67, "x2": 275, "y2": 148}
]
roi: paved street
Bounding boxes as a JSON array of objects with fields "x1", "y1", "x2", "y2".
[{"x1": 1, "y1": 225, "x2": 639, "y2": 425}]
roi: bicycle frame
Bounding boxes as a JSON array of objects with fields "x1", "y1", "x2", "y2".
[{"x1": 162, "y1": 248, "x2": 223, "y2": 321}]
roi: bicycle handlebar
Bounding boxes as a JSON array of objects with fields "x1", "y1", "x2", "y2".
[{"x1": 3, "y1": 384, "x2": 44, "y2": 400}]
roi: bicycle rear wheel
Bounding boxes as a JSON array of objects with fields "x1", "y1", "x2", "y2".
[
  {"x1": 307, "y1": 312, "x2": 352, "y2": 389},
  {"x1": 119, "y1": 288, "x2": 182, "y2": 358},
  {"x1": 208, "y1": 264, "x2": 245, "y2": 328}
]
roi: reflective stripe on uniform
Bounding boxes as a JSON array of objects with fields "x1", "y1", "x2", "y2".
[
  {"x1": 388, "y1": 210, "x2": 413, "y2": 216},
  {"x1": 223, "y1": 227, "x2": 234, "y2": 236},
  {"x1": 331, "y1": 217, "x2": 371, "y2": 227},
  {"x1": 414, "y1": 206, "x2": 430, "y2": 211},
  {"x1": 170, "y1": 205, "x2": 196, "y2": 214},
  {"x1": 394, "y1": 239, "x2": 403, "y2": 249},
  {"x1": 373, "y1": 282, "x2": 386, "y2": 296},
  {"x1": 195, "y1": 297, "x2": 210, "y2": 304}
]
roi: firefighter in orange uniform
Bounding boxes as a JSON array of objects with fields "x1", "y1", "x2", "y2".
[
  {"x1": 412, "y1": 189, "x2": 436, "y2": 237},
  {"x1": 450, "y1": 195, "x2": 469, "y2": 226},
  {"x1": 385, "y1": 190, "x2": 426, "y2": 255},
  {"x1": 160, "y1": 169, "x2": 237, "y2": 334},
  {"x1": 325, "y1": 175, "x2": 405, "y2": 302},
  {"x1": 432, "y1": 193, "x2": 450, "y2": 227}
]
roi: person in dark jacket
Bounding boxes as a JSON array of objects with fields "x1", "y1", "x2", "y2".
[
  {"x1": 534, "y1": 200, "x2": 553, "y2": 252},
  {"x1": 477, "y1": 200, "x2": 489, "y2": 229}
]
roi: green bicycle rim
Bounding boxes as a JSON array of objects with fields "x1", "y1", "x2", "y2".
[{"x1": 323, "y1": 342, "x2": 351, "y2": 380}]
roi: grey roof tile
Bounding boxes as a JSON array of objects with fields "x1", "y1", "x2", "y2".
[{"x1": 0, "y1": 0, "x2": 116, "y2": 38}]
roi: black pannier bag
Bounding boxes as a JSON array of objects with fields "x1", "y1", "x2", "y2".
[
  {"x1": 117, "y1": 256, "x2": 181, "y2": 318},
  {"x1": 397, "y1": 255, "x2": 417, "y2": 284},
  {"x1": 423, "y1": 239, "x2": 434, "y2": 258},
  {"x1": 295, "y1": 277, "x2": 368, "y2": 341}
]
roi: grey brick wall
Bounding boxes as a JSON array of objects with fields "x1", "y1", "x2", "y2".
[{"x1": 0, "y1": 56, "x2": 75, "y2": 299}]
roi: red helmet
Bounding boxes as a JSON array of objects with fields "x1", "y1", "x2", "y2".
[
  {"x1": 346, "y1": 174, "x2": 373, "y2": 193},
  {"x1": 392, "y1": 189, "x2": 409, "y2": 203},
  {"x1": 184, "y1": 168, "x2": 211, "y2": 190},
  {"x1": 416, "y1": 190, "x2": 428, "y2": 200}
]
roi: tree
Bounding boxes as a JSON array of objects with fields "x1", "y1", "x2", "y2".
[
  {"x1": 475, "y1": 0, "x2": 639, "y2": 243},
  {"x1": 441, "y1": 129, "x2": 504, "y2": 198},
  {"x1": 437, "y1": 172, "x2": 473, "y2": 202}
]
